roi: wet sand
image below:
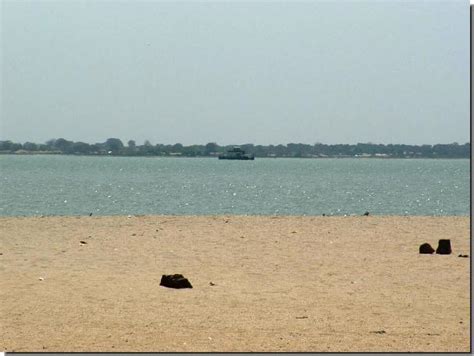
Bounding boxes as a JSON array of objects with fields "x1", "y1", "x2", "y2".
[{"x1": 0, "y1": 215, "x2": 470, "y2": 352}]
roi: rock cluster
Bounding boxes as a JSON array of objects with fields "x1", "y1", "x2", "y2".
[{"x1": 419, "y1": 239, "x2": 452, "y2": 255}]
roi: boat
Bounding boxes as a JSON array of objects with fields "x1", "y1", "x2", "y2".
[{"x1": 218, "y1": 146, "x2": 255, "y2": 160}]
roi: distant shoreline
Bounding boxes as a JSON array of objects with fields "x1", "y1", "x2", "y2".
[
  {"x1": 0, "y1": 152, "x2": 469, "y2": 159},
  {"x1": 0, "y1": 140, "x2": 469, "y2": 158}
]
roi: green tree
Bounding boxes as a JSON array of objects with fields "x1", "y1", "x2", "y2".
[
  {"x1": 204, "y1": 142, "x2": 218, "y2": 156},
  {"x1": 72, "y1": 142, "x2": 91, "y2": 154},
  {"x1": 0, "y1": 140, "x2": 14, "y2": 151},
  {"x1": 127, "y1": 140, "x2": 136, "y2": 149},
  {"x1": 138, "y1": 140, "x2": 154, "y2": 155},
  {"x1": 23, "y1": 142, "x2": 38, "y2": 151},
  {"x1": 54, "y1": 138, "x2": 74, "y2": 153},
  {"x1": 172, "y1": 143, "x2": 184, "y2": 153},
  {"x1": 104, "y1": 138, "x2": 124, "y2": 154},
  {"x1": 127, "y1": 140, "x2": 137, "y2": 155}
]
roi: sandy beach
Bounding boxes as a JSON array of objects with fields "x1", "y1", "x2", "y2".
[{"x1": 0, "y1": 215, "x2": 470, "y2": 352}]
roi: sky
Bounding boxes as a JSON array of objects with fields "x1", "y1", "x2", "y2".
[{"x1": 0, "y1": 0, "x2": 470, "y2": 146}]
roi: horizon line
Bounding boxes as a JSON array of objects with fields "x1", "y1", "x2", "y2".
[{"x1": 0, "y1": 139, "x2": 470, "y2": 147}]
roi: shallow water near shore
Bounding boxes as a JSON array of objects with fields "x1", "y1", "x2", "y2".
[{"x1": 0, "y1": 155, "x2": 469, "y2": 216}]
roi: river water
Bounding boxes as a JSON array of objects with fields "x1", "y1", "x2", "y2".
[{"x1": 0, "y1": 155, "x2": 469, "y2": 216}]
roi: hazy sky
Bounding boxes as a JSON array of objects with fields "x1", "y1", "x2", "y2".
[{"x1": 1, "y1": 0, "x2": 469, "y2": 145}]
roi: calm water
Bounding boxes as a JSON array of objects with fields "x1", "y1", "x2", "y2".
[{"x1": 0, "y1": 155, "x2": 469, "y2": 216}]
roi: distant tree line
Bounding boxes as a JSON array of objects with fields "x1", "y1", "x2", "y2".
[{"x1": 0, "y1": 138, "x2": 470, "y2": 158}]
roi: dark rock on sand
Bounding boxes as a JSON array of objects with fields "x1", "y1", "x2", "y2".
[
  {"x1": 419, "y1": 243, "x2": 435, "y2": 254},
  {"x1": 436, "y1": 239, "x2": 452, "y2": 255},
  {"x1": 160, "y1": 274, "x2": 193, "y2": 289},
  {"x1": 79, "y1": 241, "x2": 87, "y2": 245},
  {"x1": 458, "y1": 254, "x2": 469, "y2": 258},
  {"x1": 363, "y1": 211, "x2": 370, "y2": 216},
  {"x1": 370, "y1": 330, "x2": 386, "y2": 334}
]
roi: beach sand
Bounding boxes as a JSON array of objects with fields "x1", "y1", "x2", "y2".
[{"x1": 0, "y1": 215, "x2": 470, "y2": 352}]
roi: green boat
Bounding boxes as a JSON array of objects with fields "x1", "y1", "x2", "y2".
[{"x1": 218, "y1": 147, "x2": 255, "y2": 160}]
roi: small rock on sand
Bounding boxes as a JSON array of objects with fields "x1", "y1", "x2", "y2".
[
  {"x1": 419, "y1": 243, "x2": 435, "y2": 254},
  {"x1": 436, "y1": 239, "x2": 452, "y2": 255},
  {"x1": 160, "y1": 274, "x2": 193, "y2": 289}
]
